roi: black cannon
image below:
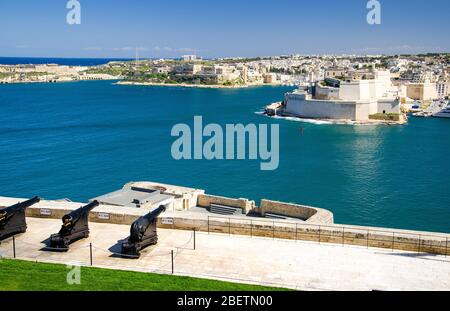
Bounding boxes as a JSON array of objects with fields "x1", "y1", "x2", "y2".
[
  {"x1": 121, "y1": 205, "x2": 166, "y2": 258},
  {"x1": 49, "y1": 200, "x2": 99, "y2": 251},
  {"x1": 0, "y1": 197, "x2": 40, "y2": 241}
]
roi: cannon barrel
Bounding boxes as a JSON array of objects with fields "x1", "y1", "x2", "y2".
[
  {"x1": 48, "y1": 200, "x2": 99, "y2": 251},
  {"x1": 2, "y1": 196, "x2": 40, "y2": 215},
  {"x1": 0, "y1": 196, "x2": 41, "y2": 241},
  {"x1": 62, "y1": 200, "x2": 99, "y2": 223},
  {"x1": 122, "y1": 205, "x2": 166, "y2": 258}
]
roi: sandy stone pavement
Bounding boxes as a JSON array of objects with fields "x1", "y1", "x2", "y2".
[{"x1": 1, "y1": 218, "x2": 449, "y2": 291}]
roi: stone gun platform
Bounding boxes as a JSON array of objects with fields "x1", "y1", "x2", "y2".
[{"x1": 1, "y1": 218, "x2": 449, "y2": 291}]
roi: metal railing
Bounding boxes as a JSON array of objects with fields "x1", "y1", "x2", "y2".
[
  {"x1": 0, "y1": 230, "x2": 197, "y2": 276},
  {"x1": 206, "y1": 215, "x2": 450, "y2": 256},
  {"x1": 0, "y1": 224, "x2": 448, "y2": 291}
]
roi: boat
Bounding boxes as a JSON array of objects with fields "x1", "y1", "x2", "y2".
[{"x1": 433, "y1": 104, "x2": 450, "y2": 118}]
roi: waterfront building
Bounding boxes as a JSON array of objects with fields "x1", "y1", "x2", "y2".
[
  {"x1": 172, "y1": 63, "x2": 203, "y2": 75},
  {"x1": 284, "y1": 70, "x2": 401, "y2": 121},
  {"x1": 436, "y1": 80, "x2": 449, "y2": 98},
  {"x1": 246, "y1": 69, "x2": 264, "y2": 84},
  {"x1": 406, "y1": 80, "x2": 438, "y2": 101}
]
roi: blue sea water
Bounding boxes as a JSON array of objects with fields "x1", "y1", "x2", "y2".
[
  {"x1": 0, "y1": 80, "x2": 449, "y2": 233},
  {"x1": 0, "y1": 57, "x2": 132, "y2": 66}
]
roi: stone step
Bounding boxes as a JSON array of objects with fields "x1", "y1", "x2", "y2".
[
  {"x1": 265, "y1": 213, "x2": 288, "y2": 220},
  {"x1": 209, "y1": 204, "x2": 243, "y2": 215}
]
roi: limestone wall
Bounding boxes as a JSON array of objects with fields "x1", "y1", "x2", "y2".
[
  {"x1": 25, "y1": 205, "x2": 145, "y2": 225},
  {"x1": 307, "y1": 207, "x2": 334, "y2": 224},
  {"x1": 1, "y1": 196, "x2": 448, "y2": 256},
  {"x1": 158, "y1": 214, "x2": 449, "y2": 256},
  {"x1": 285, "y1": 95, "x2": 359, "y2": 121},
  {"x1": 197, "y1": 194, "x2": 255, "y2": 214},
  {"x1": 258, "y1": 199, "x2": 333, "y2": 224},
  {"x1": 377, "y1": 99, "x2": 401, "y2": 114},
  {"x1": 259, "y1": 199, "x2": 316, "y2": 220},
  {"x1": 0, "y1": 197, "x2": 148, "y2": 226}
]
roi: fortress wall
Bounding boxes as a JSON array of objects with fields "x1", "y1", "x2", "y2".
[
  {"x1": 377, "y1": 99, "x2": 401, "y2": 114},
  {"x1": 286, "y1": 96, "x2": 358, "y2": 120},
  {"x1": 1, "y1": 196, "x2": 448, "y2": 256},
  {"x1": 259, "y1": 199, "x2": 315, "y2": 220},
  {"x1": 159, "y1": 214, "x2": 449, "y2": 256},
  {"x1": 24, "y1": 204, "x2": 146, "y2": 225},
  {"x1": 197, "y1": 194, "x2": 255, "y2": 214}
]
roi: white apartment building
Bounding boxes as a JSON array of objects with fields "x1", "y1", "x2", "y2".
[
  {"x1": 436, "y1": 81, "x2": 449, "y2": 98},
  {"x1": 182, "y1": 55, "x2": 200, "y2": 62}
]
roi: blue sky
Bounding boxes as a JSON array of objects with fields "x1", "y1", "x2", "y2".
[{"x1": 0, "y1": 0, "x2": 448, "y2": 58}]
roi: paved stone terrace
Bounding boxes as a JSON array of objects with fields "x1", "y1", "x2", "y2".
[{"x1": 1, "y1": 218, "x2": 449, "y2": 291}]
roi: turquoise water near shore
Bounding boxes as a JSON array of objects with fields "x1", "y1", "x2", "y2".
[{"x1": 0, "y1": 80, "x2": 449, "y2": 233}]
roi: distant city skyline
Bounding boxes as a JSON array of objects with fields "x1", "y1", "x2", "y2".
[{"x1": 0, "y1": 0, "x2": 448, "y2": 58}]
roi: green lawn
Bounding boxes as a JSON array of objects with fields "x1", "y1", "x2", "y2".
[{"x1": 0, "y1": 259, "x2": 287, "y2": 291}]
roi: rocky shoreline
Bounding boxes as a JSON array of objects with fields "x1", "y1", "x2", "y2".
[
  {"x1": 115, "y1": 81, "x2": 251, "y2": 89},
  {"x1": 115, "y1": 80, "x2": 291, "y2": 89}
]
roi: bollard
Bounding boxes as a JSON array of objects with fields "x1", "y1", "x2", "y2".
[
  {"x1": 272, "y1": 221, "x2": 275, "y2": 239},
  {"x1": 366, "y1": 230, "x2": 369, "y2": 249},
  {"x1": 89, "y1": 243, "x2": 93, "y2": 266},
  {"x1": 445, "y1": 238, "x2": 448, "y2": 257},
  {"x1": 12, "y1": 236, "x2": 16, "y2": 259},
  {"x1": 391, "y1": 232, "x2": 395, "y2": 252},
  {"x1": 418, "y1": 235, "x2": 421, "y2": 253},
  {"x1": 318, "y1": 226, "x2": 321, "y2": 245},
  {"x1": 171, "y1": 250, "x2": 174, "y2": 274},
  {"x1": 193, "y1": 229, "x2": 196, "y2": 250}
]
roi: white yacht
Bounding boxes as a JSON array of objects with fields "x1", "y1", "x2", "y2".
[{"x1": 433, "y1": 103, "x2": 450, "y2": 118}]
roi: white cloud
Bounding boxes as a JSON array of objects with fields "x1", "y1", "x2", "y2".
[
  {"x1": 112, "y1": 46, "x2": 148, "y2": 51},
  {"x1": 178, "y1": 47, "x2": 196, "y2": 53},
  {"x1": 153, "y1": 46, "x2": 199, "y2": 53},
  {"x1": 84, "y1": 47, "x2": 103, "y2": 51},
  {"x1": 351, "y1": 45, "x2": 444, "y2": 54}
]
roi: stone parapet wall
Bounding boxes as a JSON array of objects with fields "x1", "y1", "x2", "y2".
[
  {"x1": 25, "y1": 205, "x2": 145, "y2": 225},
  {"x1": 1, "y1": 196, "x2": 448, "y2": 256},
  {"x1": 0, "y1": 197, "x2": 147, "y2": 226},
  {"x1": 197, "y1": 194, "x2": 255, "y2": 214},
  {"x1": 307, "y1": 208, "x2": 334, "y2": 224},
  {"x1": 258, "y1": 199, "x2": 334, "y2": 224},
  {"x1": 158, "y1": 213, "x2": 450, "y2": 256}
]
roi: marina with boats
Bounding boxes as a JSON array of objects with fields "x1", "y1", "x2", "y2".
[{"x1": 411, "y1": 99, "x2": 450, "y2": 118}]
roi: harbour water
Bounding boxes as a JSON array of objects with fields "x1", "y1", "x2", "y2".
[{"x1": 0, "y1": 80, "x2": 449, "y2": 233}]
